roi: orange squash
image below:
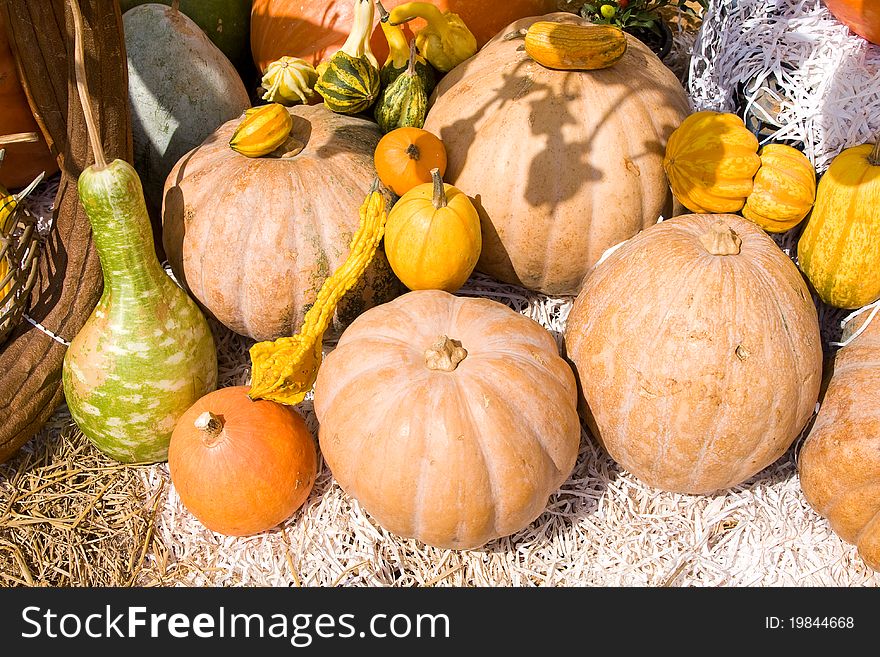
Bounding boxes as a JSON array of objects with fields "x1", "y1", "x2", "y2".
[
  {"x1": 0, "y1": 14, "x2": 58, "y2": 190},
  {"x1": 374, "y1": 126, "x2": 447, "y2": 197},
  {"x1": 168, "y1": 386, "x2": 318, "y2": 537},
  {"x1": 742, "y1": 144, "x2": 816, "y2": 233},
  {"x1": 250, "y1": 0, "x2": 559, "y2": 72},
  {"x1": 824, "y1": 0, "x2": 880, "y2": 45}
]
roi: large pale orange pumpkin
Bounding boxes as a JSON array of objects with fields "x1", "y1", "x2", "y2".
[
  {"x1": 422, "y1": 12, "x2": 691, "y2": 296},
  {"x1": 824, "y1": 0, "x2": 880, "y2": 45},
  {"x1": 168, "y1": 386, "x2": 318, "y2": 537},
  {"x1": 799, "y1": 310, "x2": 880, "y2": 572},
  {"x1": 564, "y1": 213, "x2": 823, "y2": 495},
  {"x1": 162, "y1": 104, "x2": 402, "y2": 342},
  {"x1": 250, "y1": 0, "x2": 559, "y2": 73},
  {"x1": 0, "y1": 14, "x2": 58, "y2": 190},
  {"x1": 313, "y1": 289, "x2": 581, "y2": 549}
]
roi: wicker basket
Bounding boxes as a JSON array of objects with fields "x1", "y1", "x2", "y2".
[{"x1": 0, "y1": 138, "x2": 45, "y2": 348}]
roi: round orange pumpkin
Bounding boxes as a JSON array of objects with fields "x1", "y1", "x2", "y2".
[
  {"x1": 313, "y1": 289, "x2": 581, "y2": 549},
  {"x1": 250, "y1": 0, "x2": 559, "y2": 73},
  {"x1": 0, "y1": 14, "x2": 58, "y2": 190},
  {"x1": 162, "y1": 103, "x2": 402, "y2": 342},
  {"x1": 824, "y1": 0, "x2": 880, "y2": 45},
  {"x1": 374, "y1": 127, "x2": 447, "y2": 197},
  {"x1": 422, "y1": 12, "x2": 691, "y2": 295},
  {"x1": 168, "y1": 386, "x2": 318, "y2": 537},
  {"x1": 798, "y1": 310, "x2": 880, "y2": 572},
  {"x1": 564, "y1": 213, "x2": 823, "y2": 495}
]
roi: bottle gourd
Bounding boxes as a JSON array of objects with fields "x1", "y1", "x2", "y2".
[{"x1": 62, "y1": 0, "x2": 217, "y2": 463}]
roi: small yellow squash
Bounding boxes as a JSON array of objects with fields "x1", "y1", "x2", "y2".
[
  {"x1": 663, "y1": 110, "x2": 761, "y2": 214},
  {"x1": 524, "y1": 21, "x2": 627, "y2": 71},
  {"x1": 229, "y1": 103, "x2": 293, "y2": 157},
  {"x1": 797, "y1": 140, "x2": 880, "y2": 309},
  {"x1": 260, "y1": 56, "x2": 318, "y2": 106},
  {"x1": 742, "y1": 144, "x2": 816, "y2": 233}
]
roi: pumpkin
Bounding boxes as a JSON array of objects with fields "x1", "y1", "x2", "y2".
[
  {"x1": 824, "y1": 0, "x2": 880, "y2": 45},
  {"x1": 798, "y1": 309, "x2": 880, "y2": 571},
  {"x1": 523, "y1": 21, "x2": 628, "y2": 71},
  {"x1": 120, "y1": 0, "x2": 254, "y2": 77},
  {"x1": 374, "y1": 126, "x2": 447, "y2": 197},
  {"x1": 0, "y1": 13, "x2": 58, "y2": 190},
  {"x1": 63, "y1": 0, "x2": 218, "y2": 464},
  {"x1": 564, "y1": 214, "x2": 823, "y2": 495},
  {"x1": 797, "y1": 139, "x2": 880, "y2": 309},
  {"x1": 162, "y1": 103, "x2": 402, "y2": 342},
  {"x1": 168, "y1": 386, "x2": 317, "y2": 536},
  {"x1": 741, "y1": 144, "x2": 816, "y2": 233},
  {"x1": 422, "y1": 12, "x2": 691, "y2": 296},
  {"x1": 313, "y1": 289, "x2": 581, "y2": 549},
  {"x1": 124, "y1": 2, "x2": 251, "y2": 221},
  {"x1": 663, "y1": 110, "x2": 762, "y2": 214},
  {"x1": 384, "y1": 168, "x2": 481, "y2": 292},
  {"x1": 250, "y1": 0, "x2": 559, "y2": 73}
]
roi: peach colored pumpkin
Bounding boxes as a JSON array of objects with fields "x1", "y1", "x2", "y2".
[
  {"x1": 313, "y1": 289, "x2": 581, "y2": 549},
  {"x1": 799, "y1": 311, "x2": 880, "y2": 571},
  {"x1": 422, "y1": 12, "x2": 691, "y2": 295},
  {"x1": 162, "y1": 103, "x2": 402, "y2": 342},
  {"x1": 564, "y1": 213, "x2": 823, "y2": 494}
]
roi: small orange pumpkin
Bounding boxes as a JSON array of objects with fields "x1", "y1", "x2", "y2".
[
  {"x1": 374, "y1": 126, "x2": 447, "y2": 197},
  {"x1": 167, "y1": 386, "x2": 318, "y2": 537},
  {"x1": 742, "y1": 144, "x2": 816, "y2": 233}
]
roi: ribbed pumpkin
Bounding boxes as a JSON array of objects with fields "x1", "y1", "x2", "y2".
[
  {"x1": 663, "y1": 110, "x2": 762, "y2": 214},
  {"x1": 162, "y1": 104, "x2": 402, "y2": 342},
  {"x1": 797, "y1": 140, "x2": 880, "y2": 309},
  {"x1": 313, "y1": 289, "x2": 581, "y2": 549},
  {"x1": 0, "y1": 14, "x2": 58, "y2": 190},
  {"x1": 564, "y1": 213, "x2": 823, "y2": 495},
  {"x1": 741, "y1": 144, "x2": 816, "y2": 233},
  {"x1": 798, "y1": 309, "x2": 880, "y2": 571},
  {"x1": 422, "y1": 12, "x2": 690, "y2": 296},
  {"x1": 824, "y1": 0, "x2": 880, "y2": 45},
  {"x1": 250, "y1": 0, "x2": 559, "y2": 73}
]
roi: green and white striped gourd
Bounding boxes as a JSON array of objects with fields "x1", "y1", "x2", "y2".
[
  {"x1": 375, "y1": 40, "x2": 428, "y2": 134},
  {"x1": 62, "y1": 0, "x2": 217, "y2": 464},
  {"x1": 314, "y1": 0, "x2": 380, "y2": 115}
]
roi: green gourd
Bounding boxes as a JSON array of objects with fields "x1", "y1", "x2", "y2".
[
  {"x1": 62, "y1": 0, "x2": 218, "y2": 464},
  {"x1": 375, "y1": 41, "x2": 428, "y2": 134}
]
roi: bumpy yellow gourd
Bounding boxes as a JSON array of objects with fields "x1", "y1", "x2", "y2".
[
  {"x1": 229, "y1": 103, "x2": 293, "y2": 157},
  {"x1": 385, "y1": 1, "x2": 477, "y2": 73},
  {"x1": 663, "y1": 111, "x2": 761, "y2": 213},
  {"x1": 248, "y1": 183, "x2": 388, "y2": 405},
  {"x1": 742, "y1": 144, "x2": 816, "y2": 233},
  {"x1": 523, "y1": 21, "x2": 627, "y2": 71},
  {"x1": 0, "y1": 170, "x2": 43, "y2": 312},
  {"x1": 260, "y1": 56, "x2": 318, "y2": 105}
]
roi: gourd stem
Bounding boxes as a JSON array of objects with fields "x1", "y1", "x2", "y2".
[
  {"x1": 406, "y1": 38, "x2": 417, "y2": 76},
  {"x1": 869, "y1": 138, "x2": 880, "y2": 166},
  {"x1": 425, "y1": 335, "x2": 467, "y2": 371},
  {"x1": 699, "y1": 220, "x2": 742, "y2": 256},
  {"x1": 431, "y1": 167, "x2": 447, "y2": 209},
  {"x1": 194, "y1": 411, "x2": 224, "y2": 447},
  {"x1": 70, "y1": 0, "x2": 107, "y2": 170},
  {"x1": 376, "y1": 0, "x2": 390, "y2": 22},
  {"x1": 405, "y1": 143, "x2": 420, "y2": 161}
]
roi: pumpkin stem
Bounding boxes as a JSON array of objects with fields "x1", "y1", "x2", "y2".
[
  {"x1": 171, "y1": 0, "x2": 180, "y2": 13},
  {"x1": 405, "y1": 143, "x2": 420, "y2": 161},
  {"x1": 431, "y1": 167, "x2": 447, "y2": 209},
  {"x1": 425, "y1": 335, "x2": 467, "y2": 371},
  {"x1": 70, "y1": 0, "x2": 107, "y2": 170},
  {"x1": 869, "y1": 139, "x2": 880, "y2": 166},
  {"x1": 699, "y1": 220, "x2": 742, "y2": 256},
  {"x1": 194, "y1": 411, "x2": 224, "y2": 447}
]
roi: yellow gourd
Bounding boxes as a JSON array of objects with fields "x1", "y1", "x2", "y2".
[
  {"x1": 0, "y1": 166, "x2": 43, "y2": 313},
  {"x1": 384, "y1": 1, "x2": 477, "y2": 72},
  {"x1": 663, "y1": 110, "x2": 761, "y2": 213},
  {"x1": 248, "y1": 182, "x2": 388, "y2": 405},
  {"x1": 523, "y1": 21, "x2": 627, "y2": 71},
  {"x1": 742, "y1": 144, "x2": 816, "y2": 233},
  {"x1": 229, "y1": 103, "x2": 294, "y2": 157}
]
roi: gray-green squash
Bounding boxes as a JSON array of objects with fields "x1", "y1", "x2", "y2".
[
  {"x1": 63, "y1": 0, "x2": 218, "y2": 464},
  {"x1": 124, "y1": 1, "x2": 250, "y2": 219}
]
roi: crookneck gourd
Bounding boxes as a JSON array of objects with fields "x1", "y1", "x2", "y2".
[
  {"x1": 62, "y1": 0, "x2": 217, "y2": 464},
  {"x1": 249, "y1": 183, "x2": 388, "y2": 405},
  {"x1": 314, "y1": 0, "x2": 381, "y2": 114},
  {"x1": 375, "y1": 41, "x2": 429, "y2": 134},
  {"x1": 377, "y1": 3, "x2": 436, "y2": 93},
  {"x1": 383, "y1": 1, "x2": 477, "y2": 73}
]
